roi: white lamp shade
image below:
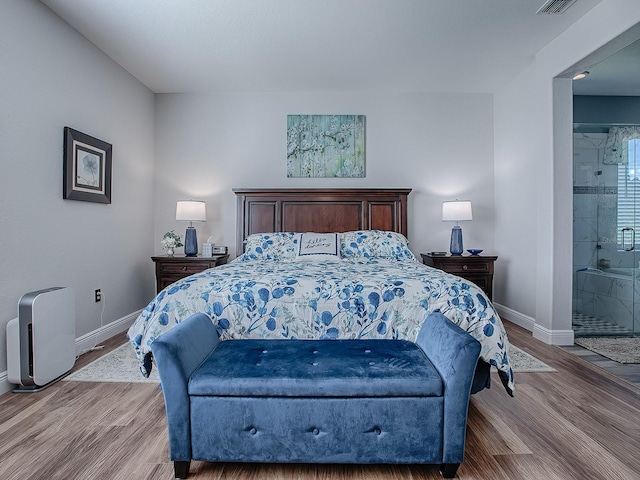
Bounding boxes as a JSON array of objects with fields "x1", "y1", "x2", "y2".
[
  {"x1": 176, "y1": 200, "x2": 206, "y2": 222},
  {"x1": 442, "y1": 200, "x2": 473, "y2": 221}
]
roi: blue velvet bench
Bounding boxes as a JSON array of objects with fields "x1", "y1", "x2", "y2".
[{"x1": 151, "y1": 311, "x2": 481, "y2": 479}]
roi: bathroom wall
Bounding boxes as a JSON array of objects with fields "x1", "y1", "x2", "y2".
[{"x1": 574, "y1": 96, "x2": 640, "y2": 125}]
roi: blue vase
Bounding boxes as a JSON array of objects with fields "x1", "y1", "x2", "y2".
[
  {"x1": 450, "y1": 225, "x2": 463, "y2": 255},
  {"x1": 184, "y1": 227, "x2": 198, "y2": 256}
]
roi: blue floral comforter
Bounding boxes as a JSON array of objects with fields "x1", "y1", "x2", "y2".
[{"x1": 127, "y1": 256, "x2": 514, "y2": 395}]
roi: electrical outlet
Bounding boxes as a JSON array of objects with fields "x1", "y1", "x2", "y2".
[{"x1": 95, "y1": 289, "x2": 102, "y2": 302}]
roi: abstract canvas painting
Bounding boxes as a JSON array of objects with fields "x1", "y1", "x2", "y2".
[{"x1": 287, "y1": 115, "x2": 365, "y2": 178}]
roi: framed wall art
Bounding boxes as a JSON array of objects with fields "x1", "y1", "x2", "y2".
[
  {"x1": 63, "y1": 127, "x2": 112, "y2": 204},
  {"x1": 287, "y1": 114, "x2": 365, "y2": 178}
]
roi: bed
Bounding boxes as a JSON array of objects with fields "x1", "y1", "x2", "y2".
[{"x1": 127, "y1": 188, "x2": 514, "y2": 396}]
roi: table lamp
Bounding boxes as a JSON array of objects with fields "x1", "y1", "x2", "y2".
[
  {"x1": 442, "y1": 200, "x2": 472, "y2": 255},
  {"x1": 176, "y1": 200, "x2": 206, "y2": 256}
]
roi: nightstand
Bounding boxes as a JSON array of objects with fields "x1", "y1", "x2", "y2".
[
  {"x1": 420, "y1": 253, "x2": 497, "y2": 301},
  {"x1": 152, "y1": 254, "x2": 229, "y2": 293}
]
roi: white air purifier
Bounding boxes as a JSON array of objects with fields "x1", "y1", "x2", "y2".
[{"x1": 7, "y1": 287, "x2": 76, "y2": 392}]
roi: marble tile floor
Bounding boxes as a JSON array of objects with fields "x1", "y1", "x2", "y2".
[{"x1": 572, "y1": 312, "x2": 633, "y2": 337}]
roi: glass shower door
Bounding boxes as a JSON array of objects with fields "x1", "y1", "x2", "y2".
[
  {"x1": 573, "y1": 124, "x2": 640, "y2": 336},
  {"x1": 606, "y1": 126, "x2": 640, "y2": 335},
  {"x1": 627, "y1": 133, "x2": 640, "y2": 334}
]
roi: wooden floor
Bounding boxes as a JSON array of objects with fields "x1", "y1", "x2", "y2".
[{"x1": 1, "y1": 320, "x2": 639, "y2": 480}]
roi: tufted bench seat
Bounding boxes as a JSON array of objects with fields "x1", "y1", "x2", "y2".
[{"x1": 152, "y1": 311, "x2": 481, "y2": 479}]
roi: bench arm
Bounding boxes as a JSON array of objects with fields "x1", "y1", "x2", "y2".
[
  {"x1": 415, "y1": 311, "x2": 481, "y2": 465},
  {"x1": 151, "y1": 313, "x2": 220, "y2": 462}
]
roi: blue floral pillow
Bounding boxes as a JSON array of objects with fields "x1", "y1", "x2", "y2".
[
  {"x1": 340, "y1": 230, "x2": 416, "y2": 261},
  {"x1": 237, "y1": 232, "x2": 298, "y2": 261}
]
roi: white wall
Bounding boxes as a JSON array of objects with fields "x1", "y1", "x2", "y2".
[
  {"x1": 154, "y1": 92, "x2": 495, "y2": 260},
  {"x1": 493, "y1": 64, "x2": 538, "y2": 322},
  {"x1": 0, "y1": 1, "x2": 156, "y2": 377},
  {"x1": 494, "y1": 0, "x2": 640, "y2": 342}
]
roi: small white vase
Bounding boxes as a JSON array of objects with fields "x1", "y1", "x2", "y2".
[{"x1": 166, "y1": 247, "x2": 174, "y2": 256}]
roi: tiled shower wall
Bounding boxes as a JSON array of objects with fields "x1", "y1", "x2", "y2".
[
  {"x1": 573, "y1": 132, "x2": 619, "y2": 271},
  {"x1": 573, "y1": 133, "x2": 619, "y2": 314}
]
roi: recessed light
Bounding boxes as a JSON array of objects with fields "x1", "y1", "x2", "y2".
[{"x1": 573, "y1": 71, "x2": 589, "y2": 81}]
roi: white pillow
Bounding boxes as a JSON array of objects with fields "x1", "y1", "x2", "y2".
[{"x1": 295, "y1": 233, "x2": 340, "y2": 262}]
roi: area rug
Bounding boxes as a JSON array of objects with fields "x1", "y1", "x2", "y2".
[
  {"x1": 64, "y1": 344, "x2": 160, "y2": 383},
  {"x1": 64, "y1": 342, "x2": 554, "y2": 383},
  {"x1": 506, "y1": 346, "x2": 555, "y2": 372},
  {"x1": 575, "y1": 337, "x2": 640, "y2": 364}
]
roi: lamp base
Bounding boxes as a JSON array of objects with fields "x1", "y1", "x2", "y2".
[
  {"x1": 184, "y1": 227, "x2": 198, "y2": 256},
  {"x1": 450, "y1": 225, "x2": 463, "y2": 255}
]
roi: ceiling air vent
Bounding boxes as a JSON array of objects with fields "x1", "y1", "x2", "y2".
[{"x1": 536, "y1": 0, "x2": 577, "y2": 14}]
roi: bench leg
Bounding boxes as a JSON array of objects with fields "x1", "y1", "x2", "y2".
[
  {"x1": 440, "y1": 463, "x2": 460, "y2": 478},
  {"x1": 174, "y1": 460, "x2": 190, "y2": 479}
]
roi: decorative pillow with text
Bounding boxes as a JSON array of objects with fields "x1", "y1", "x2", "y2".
[{"x1": 295, "y1": 233, "x2": 340, "y2": 262}]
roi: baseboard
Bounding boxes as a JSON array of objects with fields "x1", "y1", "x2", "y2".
[
  {"x1": 494, "y1": 302, "x2": 535, "y2": 331},
  {"x1": 532, "y1": 323, "x2": 575, "y2": 346},
  {"x1": 0, "y1": 309, "x2": 142, "y2": 396},
  {"x1": 494, "y1": 303, "x2": 575, "y2": 345},
  {"x1": 75, "y1": 309, "x2": 142, "y2": 356},
  {"x1": 0, "y1": 371, "x2": 9, "y2": 396}
]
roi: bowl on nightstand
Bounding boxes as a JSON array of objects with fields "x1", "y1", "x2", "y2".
[{"x1": 467, "y1": 249, "x2": 483, "y2": 255}]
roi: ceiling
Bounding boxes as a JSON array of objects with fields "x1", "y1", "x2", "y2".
[
  {"x1": 39, "y1": 0, "x2": 631, "y2": 96},
  {"x1": 572, "y1": 39, "x2": 640, "y2": 96}
]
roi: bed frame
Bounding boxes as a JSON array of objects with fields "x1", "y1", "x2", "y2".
[{"x1": 234, "y1": 188, "x2": 411, "y2": 255}]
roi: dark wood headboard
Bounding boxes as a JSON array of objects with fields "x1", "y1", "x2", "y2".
[{"x1": 234, "y1": 188, "x2": 411, "y2": 255}]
